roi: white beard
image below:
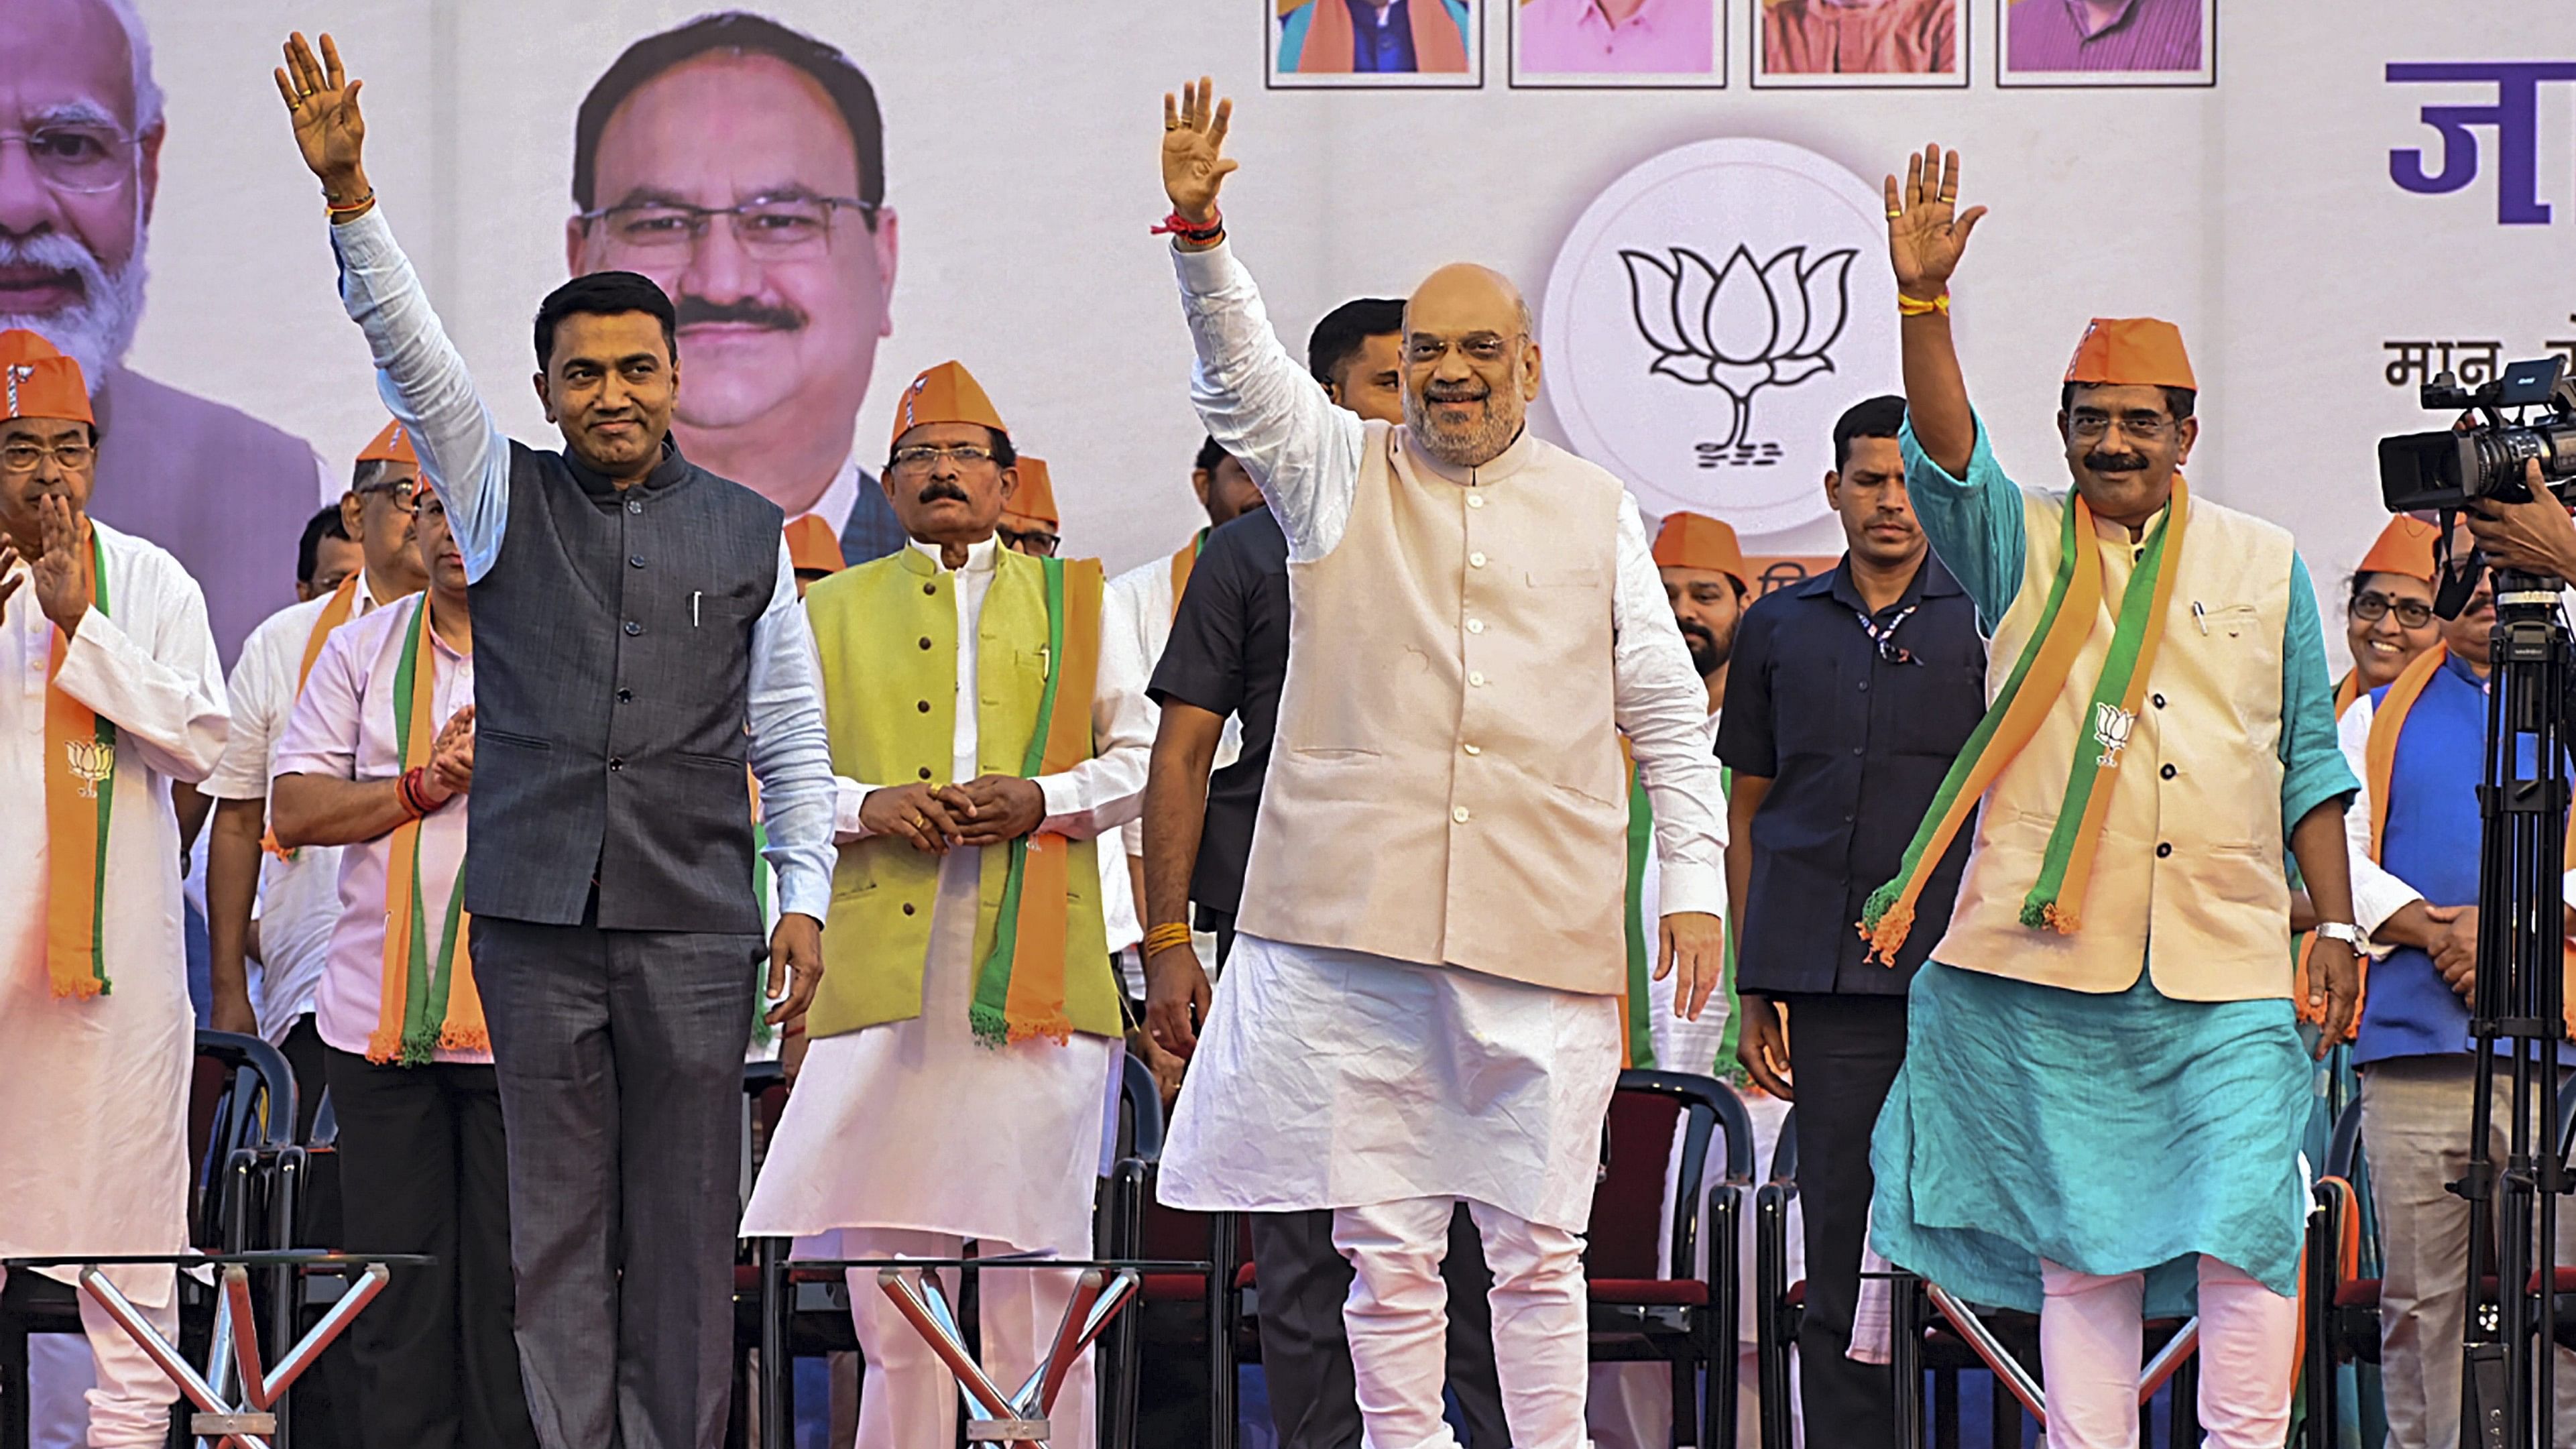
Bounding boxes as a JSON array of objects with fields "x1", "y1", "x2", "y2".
[{"x1": 0, "y1": 217, "x2": 149, "y2": 394}]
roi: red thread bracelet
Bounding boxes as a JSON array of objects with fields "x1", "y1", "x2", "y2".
[{"x1": 1151, "y1": 207, "x2": 1224, "y2": 243}]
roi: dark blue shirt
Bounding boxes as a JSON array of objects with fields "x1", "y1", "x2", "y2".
[
  {"x1": 1147, "y1": 508, "x2": 1291, "y2": 921},
  {"x1": 1716, "y1": 554, "x2": 1986, "y2": 995},
  {"x1": 1346, "y1": 0, "x2": 1419, "y2": 72}
]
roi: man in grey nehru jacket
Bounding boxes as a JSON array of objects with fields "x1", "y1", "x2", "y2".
[{"x1": 277, "y1": 33, "x2": 834, "y2": 1449}]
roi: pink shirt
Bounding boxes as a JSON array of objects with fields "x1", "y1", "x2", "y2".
[
  {"x1": 271, "y1": 597, "x2": 482, "y2": 1064},
  {"x1": 1519, "y1": 0, "x2": 1714, "y2": 74}
]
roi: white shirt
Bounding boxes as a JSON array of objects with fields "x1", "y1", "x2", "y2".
[
  {"x1": 2337, "y1": 677, "x2": 2576, "y2": 944},
  {"x1": 331, "y1": 204, "x2": 837, "y2": 923},
  {"x1": 792, "y1": 456, "x2": 862, "y2": 540},
  {"x1": 746, "y1": 535, "x2": 1148, "y2": 1253},
  {"x1": 0, "y1": 522, "x2": 228, "y2": 1303},
  {"x1": 201, "y1": 573, "x2": 404, "y2": 1043},
  {"x1": 272, "y1": 597, "x2": 482, "y2": 1064}
]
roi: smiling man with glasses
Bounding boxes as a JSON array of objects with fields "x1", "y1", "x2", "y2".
[
  {"x1": 568, "y1": 11, "x2": 909, "y2": 567},
  {"x1": 1866, "y1": 145, "x2": 2361, "y2": 1448},
  {"x1": 2, "y1": 0, "x2": 330, "y2": 661}
]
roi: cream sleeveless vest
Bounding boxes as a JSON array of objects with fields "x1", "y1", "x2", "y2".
[
  {"x1": 1236, "y1": 424, "x2": 1631, "y2": 995},
  {"x1": 1932, "y1": 488, "x2": 2299, "y2": 1000}
]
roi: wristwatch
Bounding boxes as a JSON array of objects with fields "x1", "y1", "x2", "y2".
[{"x1": 2312, "y1": 921, "x2": 2369, "y2": 951}]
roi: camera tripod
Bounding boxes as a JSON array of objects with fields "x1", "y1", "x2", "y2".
[{"x1": 2455, "y1": 565, "x2": 2575, "y2": 1449}]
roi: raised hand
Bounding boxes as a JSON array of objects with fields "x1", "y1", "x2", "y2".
[
  {"x1": 1885, "y1": 143, "x2": 1987, "y2": 300},
  {"x1": 275, "y1": 32, "x2": 371, "y2": 206},
  {"x1": 32, "y1": 494, "x2": 93, "y2": 638},
  {"x1": 0, "y1": 540, "x2": 23, "y2": 619},
  {"x1": 1160, "y1": 76, "x2": 1239, "y2": 227}
]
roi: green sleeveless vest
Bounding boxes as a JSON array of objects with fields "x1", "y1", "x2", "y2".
[{"x1": 802, "y1": 545, "x2": 1118, "y2": 1040}]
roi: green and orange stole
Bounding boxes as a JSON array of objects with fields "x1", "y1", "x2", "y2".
[
  {"x1": 42, "y1": 530, "x2": 115, "y2": 998},
  {"x1": 368, "y1": 597, "x2": 489, "y2": 1064},
  {"x1": 972, "y1": 555, "x2": 1106, "y2": 1046},
  {"x1": 1859, "y1": 479, "x2": 2190, "y2": 962}
]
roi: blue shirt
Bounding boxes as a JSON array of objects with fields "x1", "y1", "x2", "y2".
[
  {"x1": 1897, "y1": 414, "x2": 2356, "y2": 837},
  {"x1": 1716, "y1": 553, "x2": 1987, "y2": 994},
  {"x1": 1348, "y1": 0, "x2": 1417, "y2": 72},
  {"x1": 2355, "y1": 656, "x2": 2493, "y2": 1063}
]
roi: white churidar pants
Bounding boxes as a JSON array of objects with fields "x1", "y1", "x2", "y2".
[
  {"x1": 1334, "y1": 1196, "x2": 1591, "y2": 1449},
  {"x1": 837, "y1": 1227, "x2": 1093, "y2": 1449},
  {"x1": 0, "y1": 1268, "x2": 178, "y2": 1448},
  {"x1": 2035, "y1": 1255, "x2": 2296, "y2": 1449}
]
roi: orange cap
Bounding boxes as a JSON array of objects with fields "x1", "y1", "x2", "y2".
[
  {"x1": 2062, "y1": 318, "x2": 2197, "y2": 392},
  {"x1": 1652, "y1": 512, "x2": 1750, "y2": 587},
  {"x1": 1002, "y1": 455, "x2": 1059, "y2": 529},
  {"x1": 357, "y1": 418, "x2": 419, "y2": 466},
  {"x1": 0, "y1": 329, "x2": 92, "y2": 426},
  {"x1": 784, "y1": 515, "x2": 845, "y2": 577},
  {"x1": 890, "y1": 360, "x2": 1008, "y2": 451},
  {"x1": 2355, "y1": 514, "x2": 2440, "y2": 583}
]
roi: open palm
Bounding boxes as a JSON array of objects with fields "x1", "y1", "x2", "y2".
[
  {"x1": 274, "y1": 32, "x2": 367, "y2": 190},
  {"x1": 1159, "y1": 76, "x2": 1238, "y2": 224},
  {"x1": 1884, "y1": 144, "x2": 1986, "y2": 297}
]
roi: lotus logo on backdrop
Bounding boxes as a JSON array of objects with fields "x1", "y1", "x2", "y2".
[
  {"x1": 1543, "y1": 139, "x2": 1898, "y2": 538},
  {"x1": 1620, "y1": 243, "x2": 1857, "y2": 463}
]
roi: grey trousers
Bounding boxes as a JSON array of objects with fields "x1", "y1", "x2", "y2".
[
  {"x1": 2360, "y1": 1054, "x2": 2576, "y2": 1449},
  {"x1": 472, "y1": 915, "x2": 764, "y2": 1449}
]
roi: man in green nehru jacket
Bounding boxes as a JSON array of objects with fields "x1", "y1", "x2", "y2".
[{"x1": 741, "y1": 360, "x2": 1151, "y2": 1449}]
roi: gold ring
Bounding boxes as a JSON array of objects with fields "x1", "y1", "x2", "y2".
[{"x1": 1886, "y1": 209, "x2": 1903, "y2": 219}]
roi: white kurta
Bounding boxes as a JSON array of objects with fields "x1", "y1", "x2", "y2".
[
  {"x1": 200, "y1": 575, "x2": 401, "y2": 1043},
  {"x1": 0, "y1": 522, "x2": 229, "y2": 1303},
  {"x1": 1157, "y1": 240, "x2": 1728, "y2": 1233},
  {"x1": 742, "y1": 536, "x2": 1151, "y2": 1255}
]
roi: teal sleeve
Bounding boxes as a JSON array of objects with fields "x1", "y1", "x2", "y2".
[
  {"x1": 1899, "y1": 412, "x2": 2026, "y2": 634},
  {"x1": 1444, "y1": 0, "x2": 1473, "y2": 50},
  {"x1": 2277, "y1": 551, "x2": 2360, "y2": 835}
]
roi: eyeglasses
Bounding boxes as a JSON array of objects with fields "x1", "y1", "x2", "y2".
[
  {"x1": 998, "y1": 525, "x2": 1059, "y2": 558},
  {"x1": 1404, "y1": 333, "x2": 1523, "y2": 366},
  {"x1": 889, "y1": 443, "x2": 996, "y2": 473},
  {"x1": 578, "y1": 193, "x2": 880, "y2": 259},
  {"x1": 357, "y1": 480, "x2": 421, "y2": 514},
  {"x1": 0, "y1": 126, "x2": 139, "y2": 196},
  {"x1": 0, "y1": 438, "x2": 95, "y2": 474},
  {"x1": 2067, "y1": 412, "x2": 2178, "y2": 443},
  {"x1": 2351, "y1": 591, "x2": 2436, "y2": 629}
]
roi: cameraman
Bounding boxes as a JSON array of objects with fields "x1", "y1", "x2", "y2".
[
  {"x1": 2463, "y1": 459, "x2": 2576, "y2": 584},
  {"x1": 2341, "y1": 520, "x2": 2576, "y2": 1448}
]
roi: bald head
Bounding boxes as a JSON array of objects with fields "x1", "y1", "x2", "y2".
[{"x1": 1401, "y1": 263, "x2": 1541, "y2": 469}]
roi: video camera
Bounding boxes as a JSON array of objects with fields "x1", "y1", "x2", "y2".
[{"x1": 2380, "y1": 354, "x2": 2576, "y2": 512}]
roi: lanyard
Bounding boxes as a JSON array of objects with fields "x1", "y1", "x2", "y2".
[{"x1": 1853, "y1": 603, "x2": 1920, "y2": 666}]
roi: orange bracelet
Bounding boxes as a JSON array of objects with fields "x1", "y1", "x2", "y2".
[
  {"x1": 1143, "y1": 921, "x2": 1197, "y2": 957},
  {"x1": 1897, "y1": 290, "x2": 1951, "y2": 317}
]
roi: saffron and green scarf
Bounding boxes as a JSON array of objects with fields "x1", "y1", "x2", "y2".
[
  {"x1": 367, "y1": 596, "x2": 488, "y2": 1065},
  {"x1": 972, "y1": 555, "x2": 1105, "y2": 1046},
  {"x1": 42, "y1": 529, "x2": 114, "y2": 998},
  {"x1": 1859, "y1": 479, "x2": 2190, "y2": 963}
]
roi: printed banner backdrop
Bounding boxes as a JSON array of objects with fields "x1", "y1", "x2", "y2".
[{"x1": 36, "y1": 0, "x2": 2576, "y2": 662}]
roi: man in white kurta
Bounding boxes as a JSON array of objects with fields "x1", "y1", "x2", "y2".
[
  {"x1": 0, "y1": 329, "x2": 229, "y2": 1447},
  {"x1": 742, "y1": 362, "x2": 1150, "y2": 1449},
  {"x1": 1153, "y1": 84, "x2": 1729, "y2": 1446}
]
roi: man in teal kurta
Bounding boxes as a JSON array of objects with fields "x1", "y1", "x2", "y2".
[{"x1": 1863, "y1": 146, "x2": 2361, "y2": 1448}]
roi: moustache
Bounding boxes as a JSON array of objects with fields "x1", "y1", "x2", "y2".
[
  {"x1": 915, "y1": 479, "x2": 972, "y2": 506},
  {"x1": 1424, "y1": 382, "x2": 1490, "y2": 403},
  {"x1": 2083, "y1": 450, "x2": 2151, "y2": 475},
  {"x1": 674, "y1": 296, "x2": 805, "y2": 332},
  {"x1": 1679, "y1": 622, "x2": 1714, "y2": 648}
]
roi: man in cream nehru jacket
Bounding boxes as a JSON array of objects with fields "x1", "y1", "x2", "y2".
[{"x1": 1151, "y1": 79, "x2": 1728, "y2": 1448}]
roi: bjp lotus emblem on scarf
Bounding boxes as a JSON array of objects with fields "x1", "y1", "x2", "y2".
[
  {"x1": 2091, "y1": 701, "x2": 2135, "y2": 768},
  {"x1": 1619, "y1": 243, "x2": 1856, "y2": 457},
  {"x1": 62, "y1": 738, "x2": 113, "y2": 799}
]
